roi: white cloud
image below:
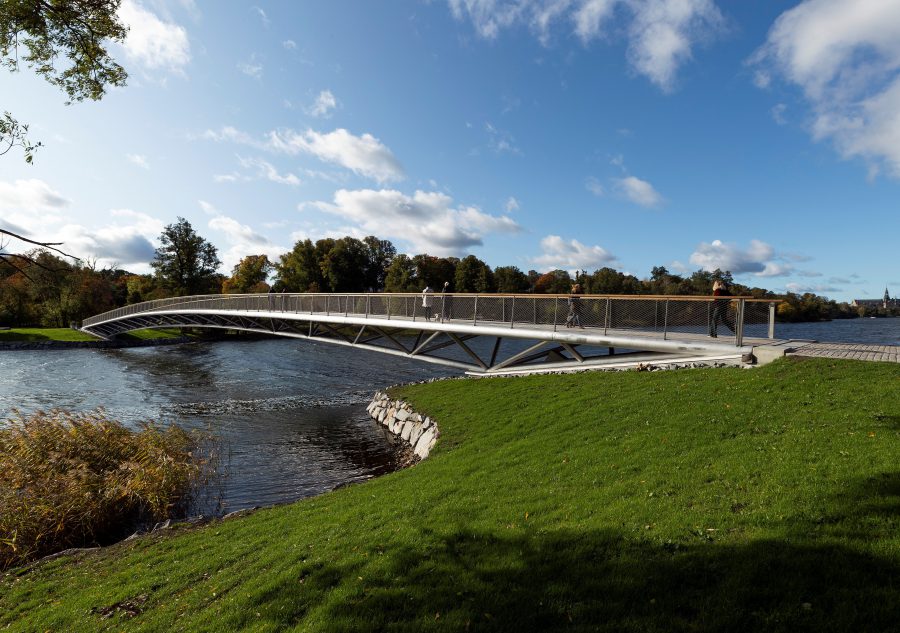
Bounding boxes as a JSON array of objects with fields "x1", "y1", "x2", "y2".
[
  {"x1": 283, "y1": 39, "x2": 297, "y2": 49},
  {"x1": 238, "y1": 56, "x2": 263, "y2": 79},
  {"x1": 308, "y1": 90, "x2": 338, "y2": 118},
  {"x1": 0, "y1": 179, "x2": 70, "y2": 216},
  {"x1": 63, "y1": 224, "x2": 157, "y2": 267},
  {"x1": 585, "y1": 176, "x2": 605, "y2": 196},
  {"x1": 752, "y1": 0, "x2": 900, "y2": 177},
  {"x1": 118, "y1": 0, "x2": 190, "y2": 71},
  {"x1": 505, "y1": 196, "x2": 520, "y2": 212},
  {"x1": 310, "y1": 188, "x2": 521, "y2": 256},
  {"x1": 625, "y1": 0, "x2": 724, "y2": 92},
  {"x1": 236, "y1": 156, "x2": 301, "y2": 186},
  {"x1": 198, "y1": 200, "x2": 219, "y2": 215},
  {"x1": 532, "y1": 234, "x2": 617, "y2": 273},
  {"x1": 770, "y1": 103, "x2": 787, "y2": 125},
  {"x1": 447, "y1": 0, "x2": 724, "y2": 91},
  {"x1": 484, "y1": 122, "x2": 521, "y2": 154},
  {"x1": 267, "y1": 128, "x2": 405, "y2": 183},
  {"x1": 201, "y1": 126, "x2": 256, "y2": 145},
  {"x1": 203, "y1": 126, "x2": 404, "y2": 183},
  {"x1": 616, "y1": 175, "x2": 663, "y2": 207},
  {"x1": 574, "y1": 0, "x2": 618, "y2": 42},
  {"x1": 689, "y1": 239, "x2": 798, "y2": 277},
  {"x1": 126, "y1": 153, "x2": 150, "y2": 169},
  {"x1": 252, "y1": 6, "x2": 270, "y2": 27},
  {"x1": 207, "y1": 214, "x2": 287, "y2": 272},
  {"x1": 785, "y1": 282, "x2": 842, "y2": 294}
]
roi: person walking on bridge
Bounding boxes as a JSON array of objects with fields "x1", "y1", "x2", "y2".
[
  {"x1": 709, "y1": 280, "x2": 734, "y2": 338},
  {"x1": 566, "y1": 284, "x2": 584, "y2": 328},
  {"x1": 441, "y1": 281, "x2": 452, "y2": 322},
  {"x1": 422, "y1": 285, "x2": 434, "y2": 321}
]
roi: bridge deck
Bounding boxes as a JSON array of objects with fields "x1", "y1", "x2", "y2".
[{"x1": 81, "y1": 293, "x2": 778, "y2": 373}]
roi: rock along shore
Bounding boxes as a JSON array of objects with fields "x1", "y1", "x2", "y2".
[{"x1": 367, "y1": 391, "x2": 440, "y2": 460}]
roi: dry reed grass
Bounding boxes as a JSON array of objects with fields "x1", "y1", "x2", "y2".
[{"x1": 0, "y1": 409, "x2": 215, "y2": 570}]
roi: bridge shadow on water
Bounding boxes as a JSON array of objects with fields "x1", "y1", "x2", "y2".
[{"x1": 242, "y1": 473, "x2": 900, "y2": 632}]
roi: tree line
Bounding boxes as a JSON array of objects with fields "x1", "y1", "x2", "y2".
[{"x1": 0, "y1": 217, "x2": 893, "y2": 327}]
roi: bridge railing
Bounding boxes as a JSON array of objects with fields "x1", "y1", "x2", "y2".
[{"x1": 82, "y1": 293, "x2": 778, "y2": 345}]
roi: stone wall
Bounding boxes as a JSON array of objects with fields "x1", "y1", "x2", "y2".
[{"x1": 367, "y1": 391, "x2": 439, "y2": 460}]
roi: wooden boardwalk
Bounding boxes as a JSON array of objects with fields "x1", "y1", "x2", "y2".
[{"x1": 788, "y1": 342, "x2": 900, "y2": 364}]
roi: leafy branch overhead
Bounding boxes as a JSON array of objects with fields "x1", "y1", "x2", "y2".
[{"x1": 0, "y1": 0, "x2": 129, "y2": 160}]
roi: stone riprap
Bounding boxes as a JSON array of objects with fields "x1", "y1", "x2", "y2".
[{"x1": 367, "y1": 391, "x2": 439, "y2": 460}]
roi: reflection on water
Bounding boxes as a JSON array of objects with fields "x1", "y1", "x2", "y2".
[{"x1": 0, "y1": 339, "x2": 457, "y2": 512}]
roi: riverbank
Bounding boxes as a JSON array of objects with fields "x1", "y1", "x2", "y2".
[
  {"x1": 0, "y1": 328, "x2": 266, "y2": 350},
  {"x1": 2, "y1": 357, "x2": 898, "y2": 632}
]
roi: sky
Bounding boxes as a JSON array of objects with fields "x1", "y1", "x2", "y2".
[{"x1": 1, "y1": 0, "x2": 898, "y2": 302}]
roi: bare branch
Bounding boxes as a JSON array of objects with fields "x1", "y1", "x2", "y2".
[{"x1": 0, "y1": 228, "x2": 80, "y2": 261}]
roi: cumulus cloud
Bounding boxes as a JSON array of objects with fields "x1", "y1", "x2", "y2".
[
  {"x1": 308, "y1": 90, "x2": 338, "y2": 117},
  {"x1": 689, "y1": 239, "x2": 802, "y2": 277},
  {"x1": 118, "y1": 0, "x2": 190, "y2": 71},
  {"x1": 202, "y1": 125, "x2": 404, "y2": 183},
  {"x1": 238, "y1": 56, "x2": 263, "y2": 79},
  {"x1": 283, "y1": 39, "x2": 297, "y2": 49},
  {"x1": 447, "y1": 0, "x2": 724, "y2": 91},
  {"x1": 233, "y1": 156, "x2": 300, "y2": 186},
  {"x1": 585, "y1": 176, "x2": 605, "y2": 197},
  {"x1": 616, "y1": 175, "x2": 663, "y2": 207},
  {"x1": 0, "y1": 179, "x2": 70, "y2": 216},
  {"x1": 310, "y1": 188, "x2": 521, "y2": 256},
  {"x1": 532, "y1": 234, "x2": 617, "y2": 272},
  {"x1": 207, "y1": 213, "x2": 287, "y2": 272},
  {"x1": 126, "y1": 153, "x2": 150, "y2": 169},
  {"x1": 505, "y1": 196, "x2": 520, "y2": 212},
  {"x1": 266, "y1": 128, "x2": 405, "y2": 183},
  {"x1": 752, "y1": 0, "x2": 900, "y2": 177}
]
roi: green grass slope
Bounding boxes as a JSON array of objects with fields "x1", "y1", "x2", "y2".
[{"x1": 2, "y1": 358, "x2": 898, "y2": 632}]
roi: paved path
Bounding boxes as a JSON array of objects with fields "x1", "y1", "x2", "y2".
[{"x1": 788, "y1": 342, "x2": 900, "y2": 364}]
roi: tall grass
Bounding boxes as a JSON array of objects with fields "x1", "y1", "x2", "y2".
[{"x1": 0, "y1": 410, "x2": 216, "y2": 570}]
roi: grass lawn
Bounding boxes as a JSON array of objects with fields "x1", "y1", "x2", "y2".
[
  {"x1": 1, "y1": 358, "x2": 898, "y2": 632},
  {"x1": 118, "y1": 328, "x2": 186, "y2": 341},
  {"x1": 0, "y1": 328, "x2": 185, "y2": 343},
  {"x1": 0, "y1": 328, "x2": 98, "y2": 342}
]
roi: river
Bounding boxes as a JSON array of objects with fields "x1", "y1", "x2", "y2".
[
  {"x1": 0, "y1": 339, "x2": 458, "y2": 513},
  {"x1": 1, "y1": 318, "x2": 897, "y2": 512}
]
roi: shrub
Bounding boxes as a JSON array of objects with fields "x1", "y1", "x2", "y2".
[{"x1": 0, "y1": 410, "x2": 215, "y2": 570}]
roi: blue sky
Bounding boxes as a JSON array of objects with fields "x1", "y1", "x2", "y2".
[{"x1": 1, "y1": 0, "x2": 898, "y2": 301}]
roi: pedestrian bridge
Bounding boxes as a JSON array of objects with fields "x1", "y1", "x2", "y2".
[{"x1": 81, "y1": 293, "x2": 779, "y2": 375}]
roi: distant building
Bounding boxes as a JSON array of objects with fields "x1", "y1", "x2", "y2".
[{"x1": 851, "y1": 287, "x2": 899, "y2": 309}]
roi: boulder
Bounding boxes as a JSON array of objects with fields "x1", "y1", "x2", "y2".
[
  {"x1": 414, "y1": 427, "x2": 436, "y2": 459},
  {"x1": 401, "y1": 420, "x2": 414, "y2": 441}
]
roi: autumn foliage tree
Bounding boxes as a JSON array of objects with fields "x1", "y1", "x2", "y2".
[{"x1": 222, "y1": 255, "x2": 272, "y2": 294}]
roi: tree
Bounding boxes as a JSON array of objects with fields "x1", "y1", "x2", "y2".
[
  {"x1": 493, "y1": 266, "x2": 530, "y2": 293},
  {"x1": 412, "y1": 254, "x2": 456, "y2": 289},
  {"x1": 1, "y1": 0, "x2": 129, "y2": 161},
  {"x1": 383, "y1": 254, "x2": 418, "y2": 292},
  {"x1": 151, "y1": 218, "x2": 221, "y2": 296},
  {"x1": 534, "y1": 270, "x2": 572, "y2": 294},
  {"x1": 274, "y1": 239, "x2": 322, "y2": 292},
  {"x1": 222, "y1": 255, "x2": 272, "y2": 294},
  {"x1": 321, "y1": 238, "x2": 369, "y2": 292},
  {"x1": 454, "y1": 255, "x2": 495, "y2": 293},
  {"x1": 362, "y1": 236, "x2": 396, "y2": 291}
]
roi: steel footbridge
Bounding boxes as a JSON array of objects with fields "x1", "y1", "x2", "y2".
[{"x1": 81, "y1": 293, "x2": 779, "y2": 375}]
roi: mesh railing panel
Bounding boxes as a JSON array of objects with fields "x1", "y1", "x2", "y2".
[{"x1": 81, "y1": 293, "x2": 778, "y2": 343}]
